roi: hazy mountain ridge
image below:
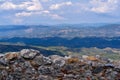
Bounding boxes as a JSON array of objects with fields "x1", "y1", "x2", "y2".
[
  {"x1": 1, "y1": 24, "x2": 120, "y2": 59},
  {"x1": 0, "y1": 24, "x2": 120, "y2": 38}
]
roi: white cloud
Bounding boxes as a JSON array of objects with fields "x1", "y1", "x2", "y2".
[
  {"x1": 15, "y1": 10, "x2": 65, "y2": 20},
  {"x1": 15, "y1": 12, "x2": 32, "y2": 17},
  {"x1": 0, "y1": 1, "x2": 69, "y2": 20},
  {"x1": 49, "y1": 14, "x2": 65, "y2": 20},
  {"x1": 0, "y1": 1, "x2": 16, "y2": 10},
  {"x1": 15, "y1": 10, "x2": 49, "y2": 17},
  {"x1": 89, "y1": 0, "x2": 119, "y2": 13},
  {"x1": 42, "y1": 10, "x2": 50, "y2": 14},
  {"x1": 41, "y1": 0, "x2": 52, "y2": 2},
  {"x1": 75, "y1": 0, "x2": 119, "y2": 14},
  {"x1": 50, "y1": 1, "x2": 72, "y2": 10},
  {"x1": 41, "y1": 10, "x2": 65, "y2": 20},
  {"x1": 0, "y1": 0, "x2": 43, "y2": 11},
  {"x1": 26, "y1": 0, "x2": 43, "y2": 11}
]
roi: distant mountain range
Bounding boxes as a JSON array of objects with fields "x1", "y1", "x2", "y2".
[
  {"x1": 1, "y1": 37, "x2": 120, "y2": 48},
  {"x1": 1, "y1": 23, "x2": 120, "y2": 59},
  {"x1": 0, "y1": 23, "x2": 120, "y2": 38}
]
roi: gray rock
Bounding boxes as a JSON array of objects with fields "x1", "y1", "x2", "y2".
[
  {"x1": 92, "y1": 66, "x2": 104, "y2": 74},
  {"x1": 43, "y1": 57, "x2": 52, "y2": 65},
  {"x1": 20, "y1": 49, "x2": 40, "y2": 59},
  {"x1": 30, "y1": 55, "x2": 44, "y2": 68},
  {"x1": 0, "y1": 57, "x2": 8, "y2": 66},
  {"x1": 24, "y1": 61, "x2": 33, "y2": 68},
  {"x1": 38, "y1": 75, "x2": 53, "y2": 80},
  {"x1": 53, "y1": 59, "x2": 65, "y2": 67},
  {"x1": 0, "y1": 54, "x2": 4, "y2": 57},
  {"x1": 38, "y1": 66, "x2": 53, "y2": 75},
  {"x1": 104, "y1": 63, "x2": 114, "y2": 68}
]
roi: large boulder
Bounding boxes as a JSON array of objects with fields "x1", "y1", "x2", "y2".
[{"x1": 20, "y1": 49, "x2": 40, "y2": 59}]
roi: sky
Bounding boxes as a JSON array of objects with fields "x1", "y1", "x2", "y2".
[{"x1": 0, "y1": 0, "x2": 120, "y2": 25}]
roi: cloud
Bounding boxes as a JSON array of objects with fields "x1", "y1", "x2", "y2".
[
  {"x1": 42, "y1": 10, "x2": 50, "y2": 14},
  {"x1": 1, "y1": 0, "x2": 119, "y2": 24},
  {"x1": 41, "y1": 0, "x2": 52, "y2": 2},
  {"x1": 49, "y1": 14, "x2": 65, "y2": 20},
  {"x1": 15, "y1": 12, "x2": 32, "y2": 17},
  {"x1": 75, "y1": 0, "x2": 119, "y2": 14},
  {"x1": 0, "y1": 0, "x2": 65, "y2": 20},
  {"x1": 0, "y1": 0, "x2": 43, "y2": 11},
  {"x1": 15, "y1": 10, "x2": 65, "y2": 20},
  {"x1": 49, "y1": 1, "x2": 72, "y2": 10},
  {"x1": 42, "y1": 11, "x2": 66, "y2": 20},
  {"x1": 26, "y1": 0, "x2": 43, "y2": 11},
  {"x1": 0, "y1": 1, "x2": 16, "y2": 10},
  {"x1": 89, "y1": 0, "x2": 119, "y2": 13}
]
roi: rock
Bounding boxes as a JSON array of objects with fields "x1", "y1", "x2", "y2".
[
  {"x1": 49, "y1": 55, "x2": 64, "y2": 61},
  {"x1": 43, "y1": 57, "x2": 52, "y2": 65},
  {"x1": 0, "y1": 49, "x2": 119, "y2": 80},
  {"x1": 82, "y1": 55, "x2": 89, "y2": 59},
  {"x1": 0, "y1": 54, "x2": 4, "y2": 57},
  {"x1": 30, "y1": 55, "x2": 44, "y2": 68},
  {"x1": 67, "y1": 58, "x2": 79, "y2": 64},
  {"x1": 50, "y1": 55, "x2": 65, "y2": 67},
  {"x1": 38, "y1": 66, "x2": 53, "y2": 75},
  {"x1": 92, "y1": 66, "x2": 104, "y2": 74},
  {"x1": 25, "y1": 67, "x2": 36, "y2": 74},
  {"x1": 53, "y1": 59, "x2": 65, "y2": 67},
  {"x1": 20, "y1": 49, "x2": 40, "y2": 59},
  {"x1": 24, "y1": 61, "x2": 33, "y2": 68},
  {"x1": 64, "y1": 74, "x2": 74, "y2": 77},
  {"x1": 114, "y1": 68, "x2": 120, "y2": 72},
  {"x1": 5, "y1": 52, "x2": 19, "y2": 61},
  {"x1": 52, "y1": 70, "x2": 64, "y2": 78},
  {"x1": 61, "y1": 64, "x2": 75, "y2": 74},
  {"x1": 104, "y1": 63, "x2": 114, "y2": 68},
  {"x1": 0, "y1": 57, "x2": 7, "y2": 66},
  {"x1": 38, "y1": 75, "x2": 53, "y2": 80},
  {"x1": 87, "y1": 56, "x2": 98, "y2": 61}
]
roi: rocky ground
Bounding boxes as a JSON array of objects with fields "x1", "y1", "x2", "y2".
[{"x1": 0, "y1": 49, "x2": 120, "y2": 80}]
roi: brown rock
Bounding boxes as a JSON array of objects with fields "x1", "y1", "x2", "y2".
[
  {"x1": 87, "y1": 56, "x2": 98, "y2": 61},
  {"x1": 5, "y1": 52, "x2": 19, "y2": 61},
  {"x1": 67, "y1": 58, "x2": 79, "y2": 64}
]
